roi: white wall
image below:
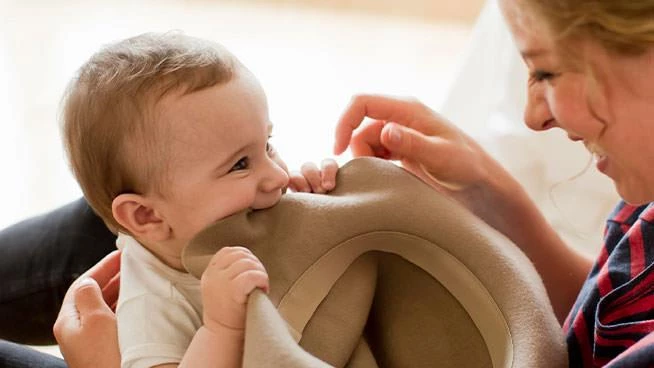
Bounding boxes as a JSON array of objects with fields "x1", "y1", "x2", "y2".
[
  {"x1": 0, "y1": 0, "x2": 619, "y2": 255},
  {"x1": 0, "y1": 1, "x2": 470, "y2": 228}
]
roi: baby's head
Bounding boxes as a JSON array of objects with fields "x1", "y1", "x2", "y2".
[{"x1": 63, "y1": 32, "x2": 289, "y2": 268}]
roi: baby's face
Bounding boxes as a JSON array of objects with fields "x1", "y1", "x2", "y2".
[{"x1": 153, "y1": 70, "x2": 289, "y2": 255}]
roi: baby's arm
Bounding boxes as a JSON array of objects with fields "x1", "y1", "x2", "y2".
[
  {"x1": 288, "y1": 158, "x2": 339, "y2": 193},
  {"x1": 178, "y1": 247, "x2": 269, "y2": 368}
]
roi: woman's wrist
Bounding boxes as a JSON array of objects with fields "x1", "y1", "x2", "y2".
[
  {"x1": 459, "y1": 161, "x2": 592, "y2": 321},
  {"x1": 453, "y1": 155, "x2": 519, "y2": 222}
]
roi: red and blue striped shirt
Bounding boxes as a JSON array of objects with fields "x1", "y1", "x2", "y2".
[{"x1": 564, "y1": 201, "x2": 654, "y2": 367}]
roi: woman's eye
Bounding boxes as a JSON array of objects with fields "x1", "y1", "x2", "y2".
[
  {"x1": 531, "y1": 69, "x2": 556, "y2": 82},
  {"x1": 229, "y1": 157, "x2": 249, "y2": 172}
]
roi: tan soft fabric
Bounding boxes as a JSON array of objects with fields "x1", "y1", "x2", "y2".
[{"x1": 183, "y1": 157, "x2": 567, "y2": 368}]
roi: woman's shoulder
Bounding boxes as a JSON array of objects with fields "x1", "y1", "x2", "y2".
[{"x1": 606, "y1": 200, "x2": 654, "y2": 226}]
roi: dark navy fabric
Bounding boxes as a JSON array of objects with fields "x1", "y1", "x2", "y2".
[
  {"x1": 0, "y1": 198, "x2": 115, "y2": 345},
  {"x1": 564, "y1": 201, "x2": 654, "y2": 367}
]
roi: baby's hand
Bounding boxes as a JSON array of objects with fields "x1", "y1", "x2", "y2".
[
  {"x1": 200, "y1": 246, "x2": 269, "y2": 334},
  {"x1": 288, "y1": 158, "x2": 338, "y2": 194}
]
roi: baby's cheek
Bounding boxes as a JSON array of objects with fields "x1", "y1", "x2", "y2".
[{"x1": 218, "y1": 193, "x2": 258, "y2": 218}]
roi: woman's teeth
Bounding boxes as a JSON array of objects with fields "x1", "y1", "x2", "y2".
[{"x1": 586, "y1": 142, "x2": 606, "y2": 158}]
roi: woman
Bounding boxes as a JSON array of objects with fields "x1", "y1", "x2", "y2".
[
  {"x1": 334, "y1": 0, "x2": 654, "y2": 366},
  {"x1": 55, "y1": 0, "x2": 654, "y2": 366}
]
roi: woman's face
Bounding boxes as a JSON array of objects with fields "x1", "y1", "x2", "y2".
[{"x1": 500, "y1": 0, "x2": 654, "y2": 204}]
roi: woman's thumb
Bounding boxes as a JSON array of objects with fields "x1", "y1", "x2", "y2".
[
  {"x1": 74, "y1": 278, "x2": 110, "y2": 315},
  {"x1": 381, "y1": 123, "x2": 426, "y2": 159}
]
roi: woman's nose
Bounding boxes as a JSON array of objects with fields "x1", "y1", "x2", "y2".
[{"x1": 524, "y1": 86, "x2": 556, "y2": 131}]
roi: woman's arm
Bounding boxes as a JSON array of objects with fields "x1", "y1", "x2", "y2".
[{"x1": 471, "y1": 166, "x2": 593, "y2": 322}]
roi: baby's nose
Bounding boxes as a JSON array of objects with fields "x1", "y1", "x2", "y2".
[{"x1": 259, "y1": 159, "x2": 289, "y2": 193}]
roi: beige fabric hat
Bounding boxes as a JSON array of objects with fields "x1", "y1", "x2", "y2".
[{"x1": 183, "y1": 157, "x2": 567, "y2": 368}]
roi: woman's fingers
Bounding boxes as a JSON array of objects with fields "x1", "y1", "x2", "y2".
[
  {"x1": 349, "y1": 120, "x2": 391, "y2": 158},
  {"x1": 55, "y1": 281, "x2": 85, "y2": 333},
  {"x1": 333, "y1": 94, "x2": 485, "y2": 191},
  {"x1": 54, "y1": 251, "x2": 121, "y2": 336},
  {"x1": 53, "y1": 252, "x2": 122, "y2": 368},
  {"x1": 334, "y1": 94, "x2": 429, "y2": 155},
  {"x1": 86, "y1": 250, "x2": 122, "y2": 288},
  {"x1": 102, "y1": 272, "x2": 121, "y2": 311},
  {"x1": 346, "y1": 116, "x2": 450, "y2": 168},
  {"x1": 74, "y1": 278, "x2": 113, "y2": 317},
  {"x1": 379, "y1": 122, "x2": 439, "y2": 162}
]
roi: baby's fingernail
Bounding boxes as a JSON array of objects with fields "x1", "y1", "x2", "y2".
[{"x1": 323, "y1": 181, "x2": 334, "y2": 190}]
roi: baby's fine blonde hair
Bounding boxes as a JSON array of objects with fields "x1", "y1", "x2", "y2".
[
  {"x1": 525, "y1": 0, "x2": 654, "y2": 55},
  {"x1": 62, "y1": 32, "x2": 236, "y2": 233}
]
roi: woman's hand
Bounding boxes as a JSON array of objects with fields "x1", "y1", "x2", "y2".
[
  {"x1": 53, "y1": 250, "x2": 122, "y2": 368},
  {"x1": 333, "y1": 94, "x2": 501, "y2": 199},
  {"x1": 334, "y1": 95, "x2": 594, "y2": 322}
]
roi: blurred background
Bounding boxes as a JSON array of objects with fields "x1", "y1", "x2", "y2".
[{"x1": 0, "y1": 0, "x2": 617, "y2": 259}]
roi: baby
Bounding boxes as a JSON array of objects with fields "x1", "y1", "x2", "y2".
[{"x1": 61, "y1": 32, "x2": 337, "y2": 368}]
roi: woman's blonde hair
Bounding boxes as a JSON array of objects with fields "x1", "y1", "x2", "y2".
[
  {"x1": 525, "y1": 0, "x2": 654, "y2": 55},
  {"x1": 62, "y1": 32, "x2": 236, "y2": 233}
]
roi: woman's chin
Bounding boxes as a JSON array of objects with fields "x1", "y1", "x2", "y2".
[{"x1": 615, "y1": 182, "x2": 654, "y2": 206}]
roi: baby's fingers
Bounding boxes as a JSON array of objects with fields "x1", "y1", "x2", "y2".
[
  {"x1": 226, "y1": 254, "x2": 269, "y2": 300},
  {"x1": 207, "y1": 246, "x2": 254, "y2": 269},
  {"x1": 226, "y1": 257, "x2": 267, "y2": 279},
  {"x1": 288, "y1": 172, "x2": 311, "y2": 193},
  {"x1": 300, "y1": 162, "x2": 326, "y2": 193},
  {"x1": 231, "y1": 269, "x2": 270, "y2": 303},
  {"x1": 320, "y1": 158, "x2": 338, "y2": 191}
]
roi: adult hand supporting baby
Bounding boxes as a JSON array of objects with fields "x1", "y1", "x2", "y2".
[{"x1": 53, "y1": 250, "x2": 121, "y2": 368}]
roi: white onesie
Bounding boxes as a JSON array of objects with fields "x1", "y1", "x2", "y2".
[{"x1": 116, "y1": 233, "x2": 202, "y2": 368}]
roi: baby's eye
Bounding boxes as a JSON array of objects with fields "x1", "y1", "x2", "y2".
[
  {"x1": 266, "y1": 134, "x2": 277, "y2": 154},
  {"x1": 229, "y1": 157, "x2": 249, "y2": 172}
]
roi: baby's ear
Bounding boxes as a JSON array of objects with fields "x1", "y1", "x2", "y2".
[{"x1": 112, "y1": 194, "x2": 171, "y2": 242}]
